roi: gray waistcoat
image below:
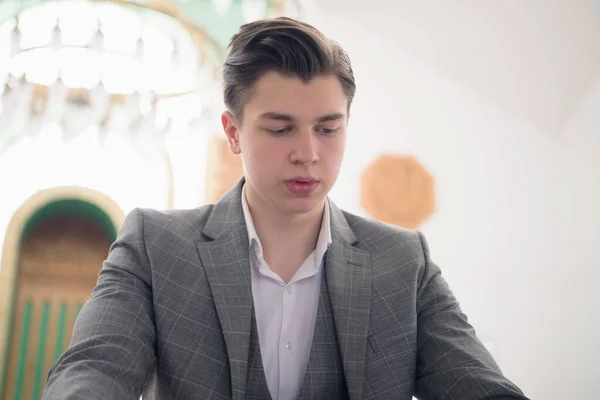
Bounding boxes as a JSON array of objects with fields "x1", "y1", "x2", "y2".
[{"x1": 245, "y1": 268, "x2": 348, "y2": 399}]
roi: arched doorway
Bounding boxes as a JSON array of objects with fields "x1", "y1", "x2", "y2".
[{"x1": 0, "y1": 187, "x2": 124, "y2": 399}]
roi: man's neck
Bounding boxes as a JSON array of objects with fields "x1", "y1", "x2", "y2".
[{"x1": 246, "y1": 190, "x2": 325, "y2": 282}]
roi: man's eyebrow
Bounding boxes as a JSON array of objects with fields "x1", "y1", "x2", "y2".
[
  {"x1": 259, "y1": 112, "x2": 294, "y2": 121},
  {"x1": 258, "y1": 112, "x2": 346, "y2": 123},
  {"x1": 315, "y1": 113, "x2": 345, "y2": 123}
]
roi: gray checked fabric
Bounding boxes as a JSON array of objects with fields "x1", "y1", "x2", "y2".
[
  {"x1": 246, "y1": 264, "x2": 348, "y2": 400},
  {"x1": 295, "y1": 264, "x2": 348, "y2": 400},
  {"x1": 42, "y1": 177, "x2": 529, "y2": 400},
  {"x1": 245, "y1": 311, "x2": 271, "y2": 399}
]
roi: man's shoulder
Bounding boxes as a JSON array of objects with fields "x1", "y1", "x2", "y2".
[
  {"x1": 126, "y1": 205, "x2": 215, "y2": 242},
  {"x1": 139, "y1": 204, "x2": 214, "y2": 221},
  {"x1": 339, "y1": 210, "x2": 430, "y2": 291},
  {"x1": 340, "y1": 209, "x2": 426, "y2": 261}
]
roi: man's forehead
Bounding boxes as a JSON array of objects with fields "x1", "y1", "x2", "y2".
[
  {"x1": 252, "y1": 72, "x2": 343, "y2": 92},
  {"x1": 248, "y1": 76, "x2": 346, "y2": 112}
]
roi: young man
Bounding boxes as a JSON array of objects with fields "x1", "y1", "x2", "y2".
[{"x1": 43, "y1": 17, "x2": 527, "y2": 400}]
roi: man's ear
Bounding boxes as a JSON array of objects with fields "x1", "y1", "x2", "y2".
[{"x1": 221, "y1": 111, "x2": 241, "y2": 155}]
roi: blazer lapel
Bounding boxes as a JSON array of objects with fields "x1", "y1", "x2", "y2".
[
  {"x1": 326, "y1": 202, "x2": 372, "y2": 400},
  {"x1": 196, "y1": 179, "x2": 253, "y2": 400}
]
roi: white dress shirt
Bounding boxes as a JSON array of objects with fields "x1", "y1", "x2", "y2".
[{"x1": 241, "y1": 185, "x2": 332, "y2": 400}]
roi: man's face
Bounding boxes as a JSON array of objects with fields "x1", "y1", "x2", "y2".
[{"x1": 222, "y1": 71, "x2": 348, "y2": 217}]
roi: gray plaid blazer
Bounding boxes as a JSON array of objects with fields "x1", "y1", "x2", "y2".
[{"x1": 43, "y1": 179, "x2": 527, "y2": 400}]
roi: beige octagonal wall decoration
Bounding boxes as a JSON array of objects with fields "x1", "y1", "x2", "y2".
[{"x1": 361, "y1": 154, "x2": 435, "y2": 229}]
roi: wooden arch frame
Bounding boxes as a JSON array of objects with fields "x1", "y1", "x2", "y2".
[{"x1": 0, "y1": 186, "x2": 125, "y2": 396}]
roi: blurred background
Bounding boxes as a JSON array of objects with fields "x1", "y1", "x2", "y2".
[{"x1": 0, "y1": 0, "x2": 598, "y2": 399}]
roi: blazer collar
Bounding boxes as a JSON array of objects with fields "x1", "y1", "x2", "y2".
[{"x1": 201, "y1": 177, "x2": 357, "y2": 246}]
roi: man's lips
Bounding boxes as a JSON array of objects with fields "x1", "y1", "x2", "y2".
[
  {"x1": 286, "y1": 176, "x2": 318, "y2": 183},
  {"x1": 284, "y1": 178, "x2": 320, "y2": 195}
]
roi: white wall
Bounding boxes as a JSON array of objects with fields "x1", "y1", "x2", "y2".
[{"x1": 306, "y1": 8, "x2": 600, "y2": 400}]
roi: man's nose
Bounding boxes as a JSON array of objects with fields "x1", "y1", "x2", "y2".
[{"x1": 290, "y1": 130, "x2": 319, "y2": 165}]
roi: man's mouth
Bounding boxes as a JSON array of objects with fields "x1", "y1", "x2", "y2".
[
  {"x1": 290, "y1": 177, "x2": 317, "y2": 183},
  {"x1": 284, "y1": 178, "x2": 320, "y2": 195}
]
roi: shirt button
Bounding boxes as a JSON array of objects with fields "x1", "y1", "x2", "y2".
[
  {"x1": 286, "y1": 286, "x2": 293, "y2": 294},
  {"x1": 284, "y1": 341, "x2": 293, "y2": 350}
]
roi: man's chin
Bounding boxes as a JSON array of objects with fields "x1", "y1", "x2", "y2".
[{"x1": 279, "y1": 196, "x2": 326, "y2": 216}]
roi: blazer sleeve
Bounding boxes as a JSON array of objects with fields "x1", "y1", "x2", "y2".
[
  {"x1": 414, "y1": 232, "x2": 528, "y2": 400},
  {"x1": 42, "y1": 208, "x2": 156, "y2": 400}
]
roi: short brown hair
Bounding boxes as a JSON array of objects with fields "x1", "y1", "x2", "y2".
[{"x1": 222, "y1": 17, "x2": 355, "y2": 120}]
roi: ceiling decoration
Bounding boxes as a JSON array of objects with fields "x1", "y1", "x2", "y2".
[
  {"x1": 0, "y1": 0, "x2": 302, "y2": 148},
  {"x1": 361, "y1": 154, "x2": 435, "y2": 229},
  {"x1": 0, "y1": 0, "x2": 301, "y2": 208}
]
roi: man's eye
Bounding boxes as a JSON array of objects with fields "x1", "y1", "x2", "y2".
[
  {"x1": 320, "y1": 127, "x2": 338, "y2": 135},
  {"x1": 269, "y1": 128, "x2": 289, "y2": 136}
]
